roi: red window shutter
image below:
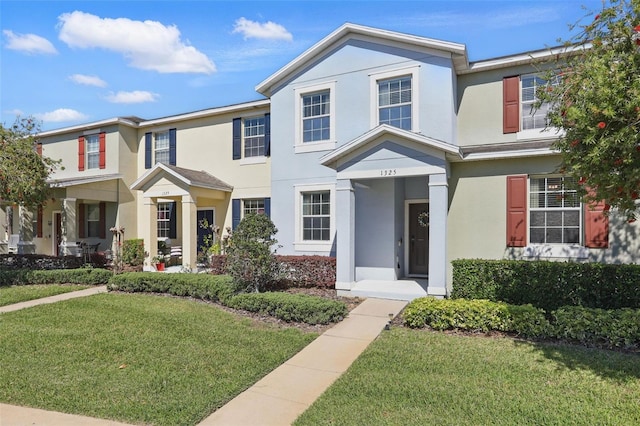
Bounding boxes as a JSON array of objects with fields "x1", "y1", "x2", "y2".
[
  {"x1": 584, "y1": 198, "x2": 609, "y2": 248},
  {"x1": 99, "y1": 132, "x2": 106, "y2": 169},
  {"x1": 503, "y1": 76, "x2": 520, "y2": 134},
  {"x1": 36, "y1": 143, "x2": 43, "y2": 156},
  {"x1": 78, "y1": 136, "x2": 85, "y2": 171},
  {"x1": 99, "y1": 202, "x2": 106, "y2": 239},
  {"x1": 78, "y1": 204, "x2": 86, "y2": 239},
  {"x1": 506, "y1": 175, "x2": 527, "y2": 247},
  {"x1": 37, "y1": 206, "x2": 43, "y2": 238}
]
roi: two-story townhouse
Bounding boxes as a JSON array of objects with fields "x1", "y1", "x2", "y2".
[
  {"x1": 256, "y1": 23, "x2": 639, "y2": 300},
  {"x1": 130, "y1": 99, "x2": 271, "y2": 270},
  {"x1": 1, "y1": 117, "x2": 141, "y2": 257}
]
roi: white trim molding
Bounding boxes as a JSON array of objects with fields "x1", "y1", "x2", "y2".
[
  {"x1": 293, "y1": 182, "x2": 336, "y2": 252},
  {"x1": 294, "y1": 81, "x2": 337, "y2": 154}
]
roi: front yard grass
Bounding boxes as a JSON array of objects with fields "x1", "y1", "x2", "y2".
[
  {"x1": 0, "y1": 284, "x2": 90, "y2": 307},
  {"x1": 295, "y1": 327, "x2": 640, "y2": 425},
  {"x1": 0, "y1": 293, "x2": 317, "y2": 425}
]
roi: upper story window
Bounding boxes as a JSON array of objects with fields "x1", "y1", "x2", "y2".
[
  {"x1": 521, "y1": 74, "x2": 557, "y2": 130},
  {"x1": 85, "y1": 134, "x2": 100, "y2": 169},
  {"x1": 302, "y1": 91, "x2": 330, "y2": 143},
  {"x1": 529, "y1": 176, "x2": 580, "y2": 244},
  {"x1": 244, "y1": 117, "x2": 266, "y2": 157},
  {"x1": 155, "y1": 131, "x2": 170, "y2": 164},
  {"x1": 294, "y1": 81, "x2": 336, "y2": 153},
  {"x1": 504, "y1": 73, "x2": 559, "y2": 135},
  {"x1": 378, "y1": 76, "x2": 412, "y2": 130},
  {"x1": 243, "y1": 199, "x2": 265, "y2": 216}
]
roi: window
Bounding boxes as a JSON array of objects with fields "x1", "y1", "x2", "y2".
[
  {"x1": 85, "y1": 134, "x2": 99, "y2": 169},
  {"x1": 302, "y1": 191, "x2": 331, "y2": 241},
  {"x1": 529, "y1": 176, "x2": 580, "y2": 244},
  {"x1": 378, "y1": 76, "x2": 412, "y2": 130},
  {"x1": 302, "y1": 91, "x2": 330, "y2": 143},
  {"x1": 244, "y1": 117, "x2": 265, "y2": 157},
  {"x1": 155, "y1": 131, "x2": 170, "y2": 165},
  {"x1": 157, "y1": 202, "x2": 172, "y2": 238},
  {"x1": 243, "y1": 199, "x2": 265, "y2": 216},
  {"x1": 521, "y1": 75, "x2": 553, "y2": 130},
  {"x1": 87, "y1": 204, "x2": 101, "y2": 238}
]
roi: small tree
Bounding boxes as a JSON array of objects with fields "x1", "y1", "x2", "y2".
[
  {"x1": 0, "y1": 116, "x2": 61, "y2": 210},
  {"x1": 225, "y1": 213, "x2": 279, "y2": 293},
  {"x1": 538, "y1": 0, "x2": 640, "y2": 221}
]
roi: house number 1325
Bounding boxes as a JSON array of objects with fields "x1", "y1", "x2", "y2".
[{"x1": 380, "y1": 169, "x2": 397, "y2": 176}]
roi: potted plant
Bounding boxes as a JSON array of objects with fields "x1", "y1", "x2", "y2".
[{"x1": 152, "y1": 255, "x2": 166, "y2": 271}]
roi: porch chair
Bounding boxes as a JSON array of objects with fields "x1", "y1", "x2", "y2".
[
  {"x1": 170, "y1": 245, "x2": 182, "y2": 266},
  {"x1": 7, "y1": 234, "x2": 19, "y2": 254}
]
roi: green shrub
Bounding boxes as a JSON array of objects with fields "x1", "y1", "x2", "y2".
[
  {"x1": 0, "y1": 268, "x2": 112, "y2": 286},
  {"x1": 505, "y1": 304, "x2": 552, "y2": 338},
  {"x1": 452, "y1": 259, "x2": 640, "y2": 311},
  {"x1": 121, "y1": 239, "x2": 145, "y2": 266},
  {"x1": 552, "y1": 306, "x2": 640, "y2": 349},
  {"x1": 228, "y1": 292, "x2": 348, "y2": 325}
]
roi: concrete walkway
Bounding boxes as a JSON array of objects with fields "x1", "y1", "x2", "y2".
[
  {"x1": 0, "y1": 285, "x2": 108, "y2": 313},
  {"x1": 1, "y1": 286, "x2": 407, "y2": 426}
]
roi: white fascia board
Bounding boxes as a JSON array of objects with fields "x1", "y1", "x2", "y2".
[
  {"x1": 459, "y1": 147, "x2": 558, "y2": 162},
  {"x1": 37, "y1": 118, "x2": 137, "y2": 138}
]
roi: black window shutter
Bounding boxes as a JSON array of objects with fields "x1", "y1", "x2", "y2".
[
  {"x1": 232, "y1": 199, "x2": 241, "y2": 229},
  {"x1": 264, "y1": 113, "x2": 271, "y2": 156},
  {"x1": 232, "y1": 118, "x2": 241, "y2": 160},
  {"x1": 169, "y1": 128, "x2": 177, "y2": 166},
  {"x1": 169, "y1": 202, "x2": 177, "y2": 239},
  {"x1": 145, "y1": 132, "x2": 152, "y2": 169},
  {"x1": 264, "y1": 197, "x2": 271, "y2": 218}
]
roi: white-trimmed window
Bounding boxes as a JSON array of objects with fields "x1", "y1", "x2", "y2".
[
  {"x1": 521, "y1": 74, "x2": 558, "y2": 131},
  {"x1": 157, "y1": 202, "x2": 172, "y2": 238},
  {"x1": 294, "y1": 183, "x2": 335, "y2": 250},
  {"x1": 155, "y1": 131, "x2": 170, "y2": 164},
  {"x1": 244, "y1": 117, "x2": 265, "y2": 158},
  {"x1": 529, "y1": 176, "x2": 580, "y2": 244},
  {"x1": 243, "y1": 199, "x2": 265, "y2": 216},
  {"x1": 87, "y1": 204, "x2": 101, "y2": 238},
  {"x1": 85, "y1": 134, "x2": 100, "y2": 169},
  {"x1": 294, "y1": 81, "x2": 336, "y2": 153},
  {"x1": 378, "y1": 76, "x2": 412, "y2": 130}
]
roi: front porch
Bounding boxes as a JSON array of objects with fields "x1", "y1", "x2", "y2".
[{"x1": 342, "y1": 278, "x2": 429, "y2": 301}]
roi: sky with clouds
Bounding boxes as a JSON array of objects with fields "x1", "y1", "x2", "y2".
[{"x1": 1, "y1": 0, "x2": 603, "y2": 131}]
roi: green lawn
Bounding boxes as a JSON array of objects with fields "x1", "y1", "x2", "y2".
[
  {"x1": 295, "y1": 328, "x2": 640, "y2": 426},
  {"x1": 0, "y1": 284, "x2": 91, "y2": 307},
  {"x1": 0, "y1": 293, "x2": 317, "y2": 425}
]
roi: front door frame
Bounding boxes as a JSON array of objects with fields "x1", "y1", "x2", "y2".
[
  {"x1": 196, "y1": 208, "x2": 216, "y2": 258},
  {"x1": 52, "y1": 211, "x2": 62, "y2": 256},
  {"x1": 404, "y1": 199, "x2": 429, "y2": 278}
]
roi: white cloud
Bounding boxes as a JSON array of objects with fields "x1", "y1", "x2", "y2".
[
  {"x1": 69, "y1": 74, "x2": 108, "y2": 87},
  {"x1": 232, "y1": 18, "x2": 293, "y2": 41},
  {"x1": 3, "y1": 30, "x2": 58, "y2": 55},
  {"x1": 105, "y1": 90, "x2": 159, "y2": 104},
  {"x1": 35, "y1": 108, "x2": 88, "y2": 123},
  {"x1": 57, "y1": 11, "x2": 216, "y2": 74}
]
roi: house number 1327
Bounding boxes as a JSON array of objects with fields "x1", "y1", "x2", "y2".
[{"x1": 380, "y1": 169, "x2": 397, "y2": 176}]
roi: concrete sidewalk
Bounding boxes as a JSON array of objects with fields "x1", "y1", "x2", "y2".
[{"x1": 1, "y1": 287, "x2": 407, "y2": 426}]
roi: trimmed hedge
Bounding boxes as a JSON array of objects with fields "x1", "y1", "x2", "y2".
[
  {"x1": 403, "y1": 297, "x2": 640, "y2": 350},
  {"x1": 0, "y1": 254, "x2": 104, "y2": 271},
  {"x1": 107, "y1": 272, "x2": 347, "y2": 325},
  {"x1": 228, "y1": 292, "x2": 348, "y2": 325},
  {"x1": 209, "y1": 255, "x2": 336, "y2": 288},
  {"x1": 452, "y1": 259, "x2": 640, "y2": 311},
  {"x1": 0, "y1": 268, "x2": 112, "y2": 286}
]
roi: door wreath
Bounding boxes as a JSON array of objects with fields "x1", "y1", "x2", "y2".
[{"x1": 417, "y1": 211, "x2": 429, "y2": 227}]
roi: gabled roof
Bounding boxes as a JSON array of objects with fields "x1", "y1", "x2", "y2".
[
  {"x1": 320, "y1": 124, "x2": 462, "y2": 169},
  {"x1": 256, "y1": 23, "x2": 468, "y2": 97},
  {"x1": 130, "y1": 163, "x2": 233, "y2": 192}
]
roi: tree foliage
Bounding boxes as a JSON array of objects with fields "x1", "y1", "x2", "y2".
[
  {"x1": 0, "y1": 117, "x2": 60, "y2": 210},
  {"x1": 539, "y1": 0, "x2": 640, "y2": 221},
  {"x1": 225, "y1": 213, "x2": 280, "y2": 293}
]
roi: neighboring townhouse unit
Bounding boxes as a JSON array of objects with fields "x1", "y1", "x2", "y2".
[{"x1": 1, "y1": 23, "x2": 637, "y2": 299}]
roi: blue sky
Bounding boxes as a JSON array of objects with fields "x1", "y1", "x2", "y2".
[{"x1": 1, "y1": 0, "x2": 603, "y2": 131}]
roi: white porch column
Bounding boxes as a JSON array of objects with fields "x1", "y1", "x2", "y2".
[
  {"x1": 335, "y1": 179, "x2": 355, "y2": 292},
  {"x1": 59, "y1": 198, "x2": 78, "y2": 256},
  {"x1": 182, "y1": 194, "x2": 197, "y2": 271},
  {"x1": 428, "y1": 173, "x2": 448, "y2": 296},
  {"x1": 17, "y1": 206, "x2": 35, "y2": 254},
  {"x1": 142, "y1": 199, "x2": 157, "y2": 268}
]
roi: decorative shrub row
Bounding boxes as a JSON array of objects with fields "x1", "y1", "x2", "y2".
[
  {"x1": 452, "y1": 259, "x2": 640, "y2": 311},
  {"x1": 403, "y1": 297, "x2": 640, "y2": 350},
  {"x1": 209, "y1": 255, "x2": 336, "y2": 288},
  {"x1": 0, "y1": 253, "x2": 108, "y2": 271},
  {"x1": 0, "y1": 268, "x2": 113, "y2": 286},
  {"x1": 107, "y1": 272, "x2": 347, "y2": 325}
]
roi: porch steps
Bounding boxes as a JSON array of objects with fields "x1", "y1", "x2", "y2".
[{"x1": 344, "y1": 279, "x2": 429, "y2": 301}]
